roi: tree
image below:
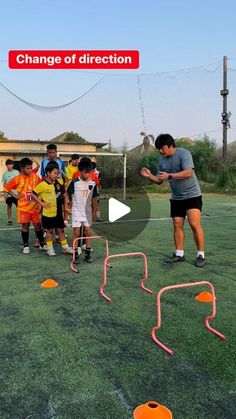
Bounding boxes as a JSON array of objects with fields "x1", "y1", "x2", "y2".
[
  {"x1": 0, "y1": 131, "x2": 7, "y2": 142},
  {"x1": 190, "y1": 136, "x2": 217, "y2": 181},
  {"x1": 64, "y1": 131, "x2": 88, "y2": 144}
]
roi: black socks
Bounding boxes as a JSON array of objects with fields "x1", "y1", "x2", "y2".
[
  {"x1": 21, "y1": 231, "x2": 29, "y2": 247},
  {"x1": 35, "y1": 230, "x2": 45, "y2": 247}
]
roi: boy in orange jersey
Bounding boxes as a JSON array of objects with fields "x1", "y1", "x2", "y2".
[{"x1": 3, "y1": 158, "x2": 45, "y2": 254}]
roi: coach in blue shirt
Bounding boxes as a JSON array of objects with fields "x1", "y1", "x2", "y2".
[
  {"x1": 141, "y1": 133, "x2": 205, "y2": 268},
  {"x1": 40, "y1": 144, "x2": 66, "y2": 179}
]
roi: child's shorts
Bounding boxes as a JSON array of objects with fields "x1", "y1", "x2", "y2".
[
  {"x1": 72, "y1": 218, "x2": 91, "y2": 228},
  {"x1": 42, "y1": 213, "x2": 64, "y2": 230},
  {"x1": 17, "y1": 210, "x2": 41, "y2": 224}
]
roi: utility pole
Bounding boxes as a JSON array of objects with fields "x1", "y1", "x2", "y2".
[{"x1": 220, "y1": 56, "x2": 229, "y2": 161}]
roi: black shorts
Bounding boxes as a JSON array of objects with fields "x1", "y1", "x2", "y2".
[
  {"x1": 6, "y1": 197, "x2": 18, "y2": 206},
  {"x1": 42, "y1": 213, "x2": 64, "y2": 230},
  {"x1": 170, "y1": 196, "x2": 202, "y2": 218}
]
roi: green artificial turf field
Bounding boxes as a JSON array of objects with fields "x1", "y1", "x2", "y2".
[{"x1": 0, "y1": 194, "x2": 236, "y2": 419}]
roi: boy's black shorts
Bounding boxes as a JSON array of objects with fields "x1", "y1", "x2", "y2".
[
  {"x1": 170, "y1": 196, "x2": 202, "y2": 218},
  {"x1": 6, "y1": 197, "x2": 18, "y2": 206},
  {"x1": 42, "y1": 213, "x2": 64, "y2": 230}
]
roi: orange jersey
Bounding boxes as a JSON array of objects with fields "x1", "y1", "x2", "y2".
[
  {"x1": 3, "y1": 172, "x2": 40, "y2": 213},
  {"x1": 72, "y1": 171, "x2": 100, "y2": 185}
]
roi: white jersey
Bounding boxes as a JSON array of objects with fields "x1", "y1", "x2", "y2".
[{"x1": 67, "y1": 177, "x2": 97, "y2": 226}]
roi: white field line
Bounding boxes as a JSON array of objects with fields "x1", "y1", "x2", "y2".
[{"x1": 0, "y1": 213, "x2": 235, "y2": 232}]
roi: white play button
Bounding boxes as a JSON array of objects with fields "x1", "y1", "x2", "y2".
[{"x1": 108, "y1": 198, "x2": 131, "y2": 222}]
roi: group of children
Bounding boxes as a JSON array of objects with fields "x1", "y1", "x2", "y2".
[{"x1": 2, "y1": 146, "x2": 101, "y2": 263}]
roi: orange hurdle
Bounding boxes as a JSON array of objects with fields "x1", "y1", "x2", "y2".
[
  {"x1": 152, "y1": 281, "x2": 226, "y2": 356},
  {"x1": 100, "y1": 252, "x2": 154, "y2": 302},
  {"x1": 71, "y1": 235, "x2": 109, "y2": 273}
]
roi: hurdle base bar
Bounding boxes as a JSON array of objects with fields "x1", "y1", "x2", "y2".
[
  {"x1": 71, "y1": 235, "x2": 109, "y2": 273},
  {"x1": 100, "y1": 252, "x2": 153, "y2": 302},
  {"x1": 152, "y1": 281, "x2": 226, "y2": 356}
]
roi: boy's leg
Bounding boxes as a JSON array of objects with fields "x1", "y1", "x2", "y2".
[
  {"x1": 45, "y1": 228, "x2": 56, "y2": 256},
  {"x1": 33, "y1": 222, "x2": 45, "y2": 248},
  {"x1": 6, "y1": 197, "x2": 16, "y2": 224},
  {"x1": 57, "y1": 228, "x2": 72, "y2": 254},
  {"x1": 84, "y1": 226, "x2": 93, "y2": 263},
  {"x1": 72, "y1": 227, "x2": 82, "y2": 262},
  {"x1": 21, "y1": 222, "x2": 30, "y2": 254},
  {"x1": 7, "y1": 203, "x2": 12, "y2": 223}
]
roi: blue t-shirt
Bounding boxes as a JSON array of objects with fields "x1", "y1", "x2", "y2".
[
  {"x1": 40, "y1": 157, "x2": 66, "y2": 178},
  {"x1": 158, "y1": 148, "x2": 201, "y2": 200}
]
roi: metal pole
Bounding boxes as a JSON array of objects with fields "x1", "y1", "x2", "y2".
[
  {"x1": 220, "y1": 56, "x2": 229, "y2": 161},
  {"x1": 123, "y1": 153, "x2": 127, "y2": 200}
]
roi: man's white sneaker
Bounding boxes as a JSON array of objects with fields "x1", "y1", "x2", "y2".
[
  {"x1": 47, "y1": 248, "x2": 56, "y2": 256},
  {"x1": 23, "y1": 246, "x2": 30, "y2": 254},
  {"x1": 62, "y1": 246, "x2": 73, "y2": 255}
]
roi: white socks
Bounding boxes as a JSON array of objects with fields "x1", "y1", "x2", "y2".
[
  {"x1": 175, "y1": 250, "x2": 205, "y2": 258},
  {"x1": 176, "y1": 250, "x2": 184, "y2": 257},
  {"x1": 197, "y1": 251, "x2": 205, "y2": 258}
]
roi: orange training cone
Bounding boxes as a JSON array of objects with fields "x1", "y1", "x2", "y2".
[
  {"x1": 133, "y1": 401, "x2": 172, "y2": 419},
  {"x1": 40, "y1": 279, "x2": 59, "y2": 288},
  {"x1": 195, "y1": 291, "x2": 215, "y2": 303}
]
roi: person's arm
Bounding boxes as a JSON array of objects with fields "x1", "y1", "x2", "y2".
[
  {"x1": 40, "y1": 160, "x2": 46, "y2": 178},
  {"x1": 140, "y1": 168, "x2": 163, "y2": 184},
  {"x1": 59, "y1": 167, "x2": 68, "y2": 182},
  {"x1": 31, "y1": 192, "x2": 51, "y2": 209},
  {"x1": 92, "y1": 197, "x2": 97, "y2": 221},
  {"x1": 158, "y1": 168, "x2": 193, "y2": 181},
  {"x1": 65, "y1": 181, "x2": 74, "y2": 213},
  {"x1": 158, "y1": 150, "x2": 194, "y2": 181},
  {"x1": 64, "y1": 193, "x2": 72, "y2": 214},
  {"x1": 92, "y1": 185, "x2": 98, "y2": 220},
  {"x1": 3, "y1": 176, "x2": 21, "y2": 199},
  {"x1": 32, "y1": 158, "x2": 40, "y2": 170}
]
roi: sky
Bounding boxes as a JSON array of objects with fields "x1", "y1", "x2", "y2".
[{"x1": 0, "y1": 0, "x2": 236, "y2": 148}]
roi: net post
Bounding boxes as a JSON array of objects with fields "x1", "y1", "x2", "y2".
[{"x1": 123, "y1": 153, "x2": 127, "y2": 201}]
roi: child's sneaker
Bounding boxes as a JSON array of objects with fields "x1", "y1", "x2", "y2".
[
  {"x1": 23, "y1": 246, "x2": 30, "y2": 254},
  {"x1": 47, "y1": 248, "x2": 56, "y2": 257},
  {"x1": 85, "y1": 248, "x2": 93, "y2": 263},
  {"x1": 39, "y1": 245, "x2": 48, "y2": 251},
  {"x1": 62, "y1": 245, "x2": 73, "y2": 255},
  {"x1": 85, "y1": 253, "x2": 93, "y2": 263},
  {"x1": 33, "y1": 239, "x2": 40, "y2": 248},
  {"x1": 55, "y1": 235, "x2": 61, "y2": 244}
]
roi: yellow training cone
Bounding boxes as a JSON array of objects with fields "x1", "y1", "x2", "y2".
[
  {"x1": 134, "y1": 401, "x2": 172, "y2": 418},
  {"x1": 195, "y1": 291, "x2": 215, "y2": 303},
  {"x1": 40, "y1": 279, "x2": 58, "y2": 288}
]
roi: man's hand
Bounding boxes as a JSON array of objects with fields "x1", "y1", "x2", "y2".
[
  {"x1": 158, "y1": 171, "x2": 170, "y2": 181},
  {"x1": 140, "y1": 167, "x2": 152, "y2": 178}
]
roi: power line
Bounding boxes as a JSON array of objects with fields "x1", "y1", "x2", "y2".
[
  {"x1": 137, "y1": 75, "x2": 147, "y2": 133},
  {"x1": 0, "y1": 59, "x2": 222, "y2": 76}
]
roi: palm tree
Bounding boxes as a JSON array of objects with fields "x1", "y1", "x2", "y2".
[{"x1": 140, "y1": 132, "x2": 155, "y2": 151}]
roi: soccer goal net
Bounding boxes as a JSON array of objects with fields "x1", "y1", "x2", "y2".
[{"x1": 58, "y1": 152, "x2": 127, "y2": 199}]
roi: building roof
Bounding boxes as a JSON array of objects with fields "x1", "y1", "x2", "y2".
[
  {"x1": 0, "y1": 132, "x2": 108, "y2": 148},
  {"x1": 128, "y1": 142, "x2": 155, "y2": 158}
]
